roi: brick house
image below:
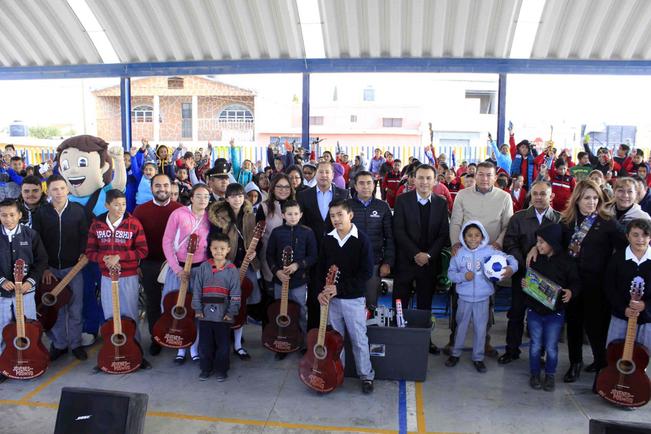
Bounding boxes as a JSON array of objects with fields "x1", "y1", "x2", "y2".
[{"x1": 92, "y1": 76, "x2": 255, "y2": 144}]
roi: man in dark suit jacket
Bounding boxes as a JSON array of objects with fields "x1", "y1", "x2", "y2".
[
  {"x1": 393, "y1": 164, "x2": 450, "y2": 352},
  {"x1": 297, "y1": 161, "x2": 349, "y2": 329}
]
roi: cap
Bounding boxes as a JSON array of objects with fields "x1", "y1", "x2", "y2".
[
  {"x1": 208, "y1": 159, "x2": 230, "y2": 178},
  {"x1": 536, "y1": 223, "x2": 563, "y2": 255}
]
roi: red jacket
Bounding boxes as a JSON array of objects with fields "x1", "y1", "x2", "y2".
[
  {"x1": 432, "y1": 183, "x2": 453, "y2": 213},
  {"x1": 383, "y1": 170, "x2": 402, "y2": 208},
  {"x1": 551, "y1": 174, "x2": 576, "y2": 212},
  {"x1": 444, "y1": 178, "x2": 462, "y2": 203},
  {"x1": 510, "y1": 187, "x2": 527, "y2": 212},
  {"x1": 86, "y1": 212, "x2": 148, "y2": 277}
]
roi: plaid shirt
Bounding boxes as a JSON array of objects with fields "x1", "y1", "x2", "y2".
[{"x1": 85, "y1": 212, "x2": 148, "y2": 277}]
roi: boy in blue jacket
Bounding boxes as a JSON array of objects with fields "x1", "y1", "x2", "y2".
[{"x1": 446, "y1": 220, "x2": 517, "y2": 372}]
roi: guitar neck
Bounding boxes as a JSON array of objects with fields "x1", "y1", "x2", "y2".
[
  {"x1": 49, "y1": 257, "x2": 89, "y2": 297},
  {"x1": 111, "y1": 279, "x2": 122, "y2": 335},
  {"x1": 15, "y1": 281, "x2": 25, "y2": 338},
  {"x1": 176, "y1": 253, "x2": 194, "y2": 307},
  {"x1": 622, "y1": 315, "x2": 639, "y2": 362},
  {"x1": 316, "y1": 302, "x2": 329, "y2": 347},
  {"x1": 280, "y1": 280, "x2": 290, "y2": 316},
  {"x1": 239, "y1": 236, "x2": 260, "y2": 283}
]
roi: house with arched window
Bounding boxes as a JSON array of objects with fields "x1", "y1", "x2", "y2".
[{"x1": 92, "y1": 76, "x2": 255, "y2": 144}]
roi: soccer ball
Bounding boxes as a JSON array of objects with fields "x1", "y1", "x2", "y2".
[{"x1": 483, "y1": 255, "x2": 508, "y2": 282}]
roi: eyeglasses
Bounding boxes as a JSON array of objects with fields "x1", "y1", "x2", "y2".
[
  {"x1": 193, "y1": 195, "x2": 211, "y2": 200},
  {"x1": 275, "y1": 185, "x2": 291, "y2": 190}
]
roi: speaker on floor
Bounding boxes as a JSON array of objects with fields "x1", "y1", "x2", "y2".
[
  {"x1": 589, "y1": 419, "x2": 651, "y2": 434},
  {"x1": 54, "y1": 387, "x2": 148, "y2": 434}
]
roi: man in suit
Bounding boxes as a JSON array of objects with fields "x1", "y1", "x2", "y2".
[
  {"x1": 297, "y1": 161, "x2": 349, "y2": 329},
  {"x1": 393, "y1": 164, "x2": 450, "y2": 353}
]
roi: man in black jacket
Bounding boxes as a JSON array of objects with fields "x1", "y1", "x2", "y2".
[
  {"x1": 499, "y1": 181, "x2": 561, "y2": 365},
  {"x1": 393, "y1": 164, "x2": 449, "y2": 353},
  {"x1": 18, "y1": 175, "x2": 47, "y2": 227},
  {"x1": 32, "y1": 175, "x2": 89, "y2": 361},
  {"x1": 297, "y1": 161, "x2": 349, "y2": 329},
  {"x1": 348, "y1": 171, "x2": 394, "y2": 309}
]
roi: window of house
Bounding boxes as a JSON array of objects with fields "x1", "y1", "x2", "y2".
[
  {"x1": 382, "y1": 117, "x2": 402, "y2": 128},
  {"x1": 309, "y1": 116, "x2": 324, "y2": 125},
  {"x1": 218, "y1": 104, "x2": 254, "y2": 122},
  {"x1": 465, "y1": 90, "x2": 496, "y2": 114},
  {"x1": 132, "y1": 105, "x2": 153, "y2": 123},
  {"x1": 363, "y1": 86, "x2": 375, "y2": 101},
  {"x1": 168, "y1": 77, "x2": 184, "y2": 89}
]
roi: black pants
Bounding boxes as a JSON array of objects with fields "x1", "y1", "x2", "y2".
[
  {"x1": 199, "y1": 321, "x2": 230, "y2": 374},
  {"x1": 504, "y1": 270, "x2": 527, "y2": 355},
  {"x1": 566, "y1": 275, "x2": 610, "y2": 366},
  {"x1": 307, "y1": 272, "x2": 321, "y2": 331},
  {"x1": 393, "y1": 264, "x2": 436, "y2": 310},
  {"x1": 140, "y1": 259, "x2": 164, "y2": 336}
]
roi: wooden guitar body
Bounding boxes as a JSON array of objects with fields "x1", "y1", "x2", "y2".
[
  {"x1": 152, "y1": 290, "x2": 196, "y2": 348},
  {"x1": 232, "y1": 277, "x2": 252, "y2": 329},
  {"x1": 35, "y1": 278, "x2": 72, "y2": 332},
  {"x1": 262, "y1": 299, "x2": 303, "y2": 353},
  {"x1": 299, "y1": 326, "x2": 344, "y2": 393},
  {"x1": 98, "y1": 316, "x2": 142, "y2": 374},
  {"x1": 596, "y1": 340, "x2": 650, "y2": 407},
  {"x1": 0, "y1": 319, "x2": 49, "y2": 379}
]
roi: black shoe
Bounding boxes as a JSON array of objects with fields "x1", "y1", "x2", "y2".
[
  {"x1": 49, "y1": 345, "x2": 67, "y2": 361},
  {"x1": 199, "y1": 371, "x2": 211, "y2": 381},
  {"x1": 234, "y1": 347, "x2": 251, "y2": 360},
  {"x1": 442, "y1": 343, "x2": 452, "y2": 356},
  {"x1": 529, "y1": 374, "x2": 542, "y2": 390},
  {"x1": 563, "y1": 362, "x2": 582, "y2": 383},
  {"x1": 140, "y1": 358, "x2": 152, "y2": 370},
  {"x1": 174, "y1": 354, "x2": 186, "y2": 365},
  {"x1": 362, "y1": 380, "x2": 374, "y2": 394},
  {"x1": 71, "y1": 347, "x2": 88, "y2": 361},
  {"x1": 275, "y1": 352, "x2": 287, "y2": 360},
  {"x1": 473, "y1": 361, "x2": 487, "y2": 373},
  {"x1": 497, "y1": 352, "x2": 519, "y2": 365},
  {"x1": 0, "y1": 374, "x2": 7, "y2": 384},
  {"x1": 216, "y1": 373, "x2": 227, "y2": 382},
  {"x1": 429, "y1": 343, "x2": 440, "y2": 355},
  {"x1": 543, "y1": 374, "x2": 555, "y2": 391},
  {"x1": 585, "y1": 362, "x2": 605, "y2": 373},
  {"x1": 149, "y1": 342, "x2": 162, "y2": 356},
  {"x1": 445, "y1": 356, "x2": 459, "y2": 367}
]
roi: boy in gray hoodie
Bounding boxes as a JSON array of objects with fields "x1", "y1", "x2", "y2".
[
  {"x1": 446, "y1": 220, "x2": 518, "y2": 372},
  {"x1": 193, "y1": 233, "x2": 241, "y2": 381}
]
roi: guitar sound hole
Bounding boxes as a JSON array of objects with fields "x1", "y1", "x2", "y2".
[
  {"x1": 42, "y1": 293, "x2": 57, "y2": 307},
  {"x1": 616, "y1": 359, "x2": 636, "y2": 375},
  {"x1": 172, "y1": 306, "x2": 187, "y2": 320},
  {"x1": 111, "y1": 333, "x2": 126, "y2": 347},
  {"x1": 313, "y1": 344, "x2": 327, "y2": 360},
  {"x1": 276, "y1": 314, "x2": 290, "y2": 328},
  {"x1": 13, "y1": 336, "x2": 30, "y2": 350}
]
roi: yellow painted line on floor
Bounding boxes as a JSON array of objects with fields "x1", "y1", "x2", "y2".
[
  {"x1": 0, "y1": 399, "x2": 58, "y2": 409},
  {"x1": 415, "y1": 381, "x2": 426, "y2": 433}
]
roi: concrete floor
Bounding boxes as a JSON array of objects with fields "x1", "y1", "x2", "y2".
[{"x1": 1, "y1": 312, "x2": 650, "y2": 434}]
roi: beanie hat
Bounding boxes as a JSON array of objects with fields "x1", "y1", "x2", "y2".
[{"x1": 536, "y1": 223, "x2": 563, "y2": 255}]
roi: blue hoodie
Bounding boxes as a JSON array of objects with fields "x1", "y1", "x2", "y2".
[{"x1": 448, "y1": 220, "x2": 518, "y2": 302}]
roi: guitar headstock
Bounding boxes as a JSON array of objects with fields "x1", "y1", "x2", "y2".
[
  {"x1": 282, "y1": 246, "x2": 294, "y2": 267},
  {"x1": 13, "y1": 259, "x2": 26, "y2": 283},
  {"x1": 254, "y1": 221, "x2": 266, "y2": 239},
  {"x1": 325, "y1": 264, "x2": 339, "y2": 286},
  {"x1": 188, "y1": 234, "x2": 198, "y2": 254},
  {"x1": 630, "y1": 276, "x2": 645, "y2": 301},
  {"x1": 110, "y1": 267, "x2": 121, "y2": 282}
]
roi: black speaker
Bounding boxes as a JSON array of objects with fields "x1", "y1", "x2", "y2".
[
  {"x1": 589, "y1": 419, "x2": 651, "y2": 434},
  {"x1": 54, "y1": 387, "x2": 148, "y2": 434}
]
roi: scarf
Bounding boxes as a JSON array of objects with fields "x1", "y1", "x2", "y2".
[{"x1": 568, "y1": 213, "x2": 597, "y2": 258}]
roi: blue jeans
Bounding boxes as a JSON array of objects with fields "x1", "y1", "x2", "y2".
[{"x1": 527, "y1": 309, "x2": 564, "y2": 375}]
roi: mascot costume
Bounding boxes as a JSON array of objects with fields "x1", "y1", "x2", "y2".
[{"x1": 56, "y1": 135, "x2": 126, "y2": 338}]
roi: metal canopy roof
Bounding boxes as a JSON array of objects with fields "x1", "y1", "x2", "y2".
[{"x1": 1, "y1": 0, "x2": 651, "y2": 70}]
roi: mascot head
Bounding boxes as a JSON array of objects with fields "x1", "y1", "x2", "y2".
[{"x1": 56, "y1": 135, "x2": 113, "y2": 198}]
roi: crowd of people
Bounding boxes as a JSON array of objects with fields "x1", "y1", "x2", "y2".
[{"x1": 0, "y1": 124, "x2": 650, "y2": 398}]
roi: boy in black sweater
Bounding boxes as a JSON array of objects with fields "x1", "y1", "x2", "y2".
[
  {"x1": 266, "y1": 199, "x2": 318, "y2": 359},
  {"x1": 604, "y1": 219, "x2": 651, "y2": 358},
  {"x1": 523, "y1": 223, "x2": 580, "y2": 391},
  {"x1": 317, "y1": 199, "x2": 374, "y2": 394}
]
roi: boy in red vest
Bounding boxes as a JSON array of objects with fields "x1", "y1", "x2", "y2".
[
  {"x1": 550, "y1": 159, "x2": 576, "y2": 212},
  {"x1": 383, "y1": 159, "x2": 402, "y2": 208}
]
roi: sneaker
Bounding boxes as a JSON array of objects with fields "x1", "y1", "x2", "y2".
[
  {"x1": 215, "y1": 373, "x2": 227, "y2": 382},
  {"x1": 71, "y1": 347, "x2": 88, "y2": 361},
  {"x1": 199, "y1": 371, "x2": 211, "y2": 381},
  {"x1": 174, "y1": 354, "x2": 186, "y2": 365},
  {"x1": 497, "y1": 352, "x2": 519, "y2": 365},
  {"x1": 361, "y1": 380, "x2": 374, "y2": 394},
  {"x1": 275, "y1": 352, "x2": 287, "y2": 361},
  {"x1": 140, "y1": 358, "x2": 152, "y2": 370},
  {"x1": 543, "y1": 374, "x2": 555, "y2": 391},
  {"x1": 473, "y1": 361, "x2": 487, "y2": 373},
  {"x1": 149, "y1": 342, "x2": 162, "y2": 356},
  {"x1": 445, "y1": 356, "x2": 460, "y2": 367},
  {"x1": 529, "y1": 374, "x2": 542, "y2": 390},
  {"x1": 49, "y1": 345, "x2": 68, "y2": 361}
]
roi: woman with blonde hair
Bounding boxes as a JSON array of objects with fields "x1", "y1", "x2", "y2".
[
  {"x1": 606, "y1": 177, "x2": 651, "y2": 229},
  {"x1": 587, "y1": 170, "x2": 613, "y2": 199}
]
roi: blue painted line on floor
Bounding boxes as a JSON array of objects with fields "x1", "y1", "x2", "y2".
[{"x1": 398, "y1": 380, "x2": 407, "y2": 434}]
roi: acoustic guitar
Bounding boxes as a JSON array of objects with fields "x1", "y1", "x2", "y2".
[
  {"x1": 0, "y1": 259, "x2": 49, "y2": 379},
  {"x1": 262, "y1": 246, "x2": 303, "y2": 353},
  {"x1": 596, "y1": 277, "x2": 651, "y2": 407},
  {"x1": 299, "y1": 265, "x2": 344, "y2": 393},
  {"x1": 232, "y1": 220, "x2": 265, "y2": 329},
  {"x1": 97, "y1": 267, "x2": 143, "y2": 374},
  {"x1": 152, "y1": 234, "x2": 198, "y2": 348},
  {"x1": 36, "y1": 256, "x2": 89, "y2": 331}
]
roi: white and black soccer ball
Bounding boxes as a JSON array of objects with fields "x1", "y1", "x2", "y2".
[{"x1": 483, "y1": 255, "x2": 508, "y2": 282}]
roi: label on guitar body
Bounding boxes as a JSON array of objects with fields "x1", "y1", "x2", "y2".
[
  {"x1": 608, "y1": 388, "x2": 634, "y2": 405},
  {"x1": 12, "y1": 365, "x2": 35, "y2": 377},
  {"x1": 164, "y1": 333, "x2": 184, "y2": 346},
  {"x1": 308, "y1": 374, "x2": 326, "y2": 391},
  {"x1": 273, "y1": 340, "x2": 292, "y2": 352},
  {"x1": 108, "y1": 361, "x2": 134, "y2": 372}
]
